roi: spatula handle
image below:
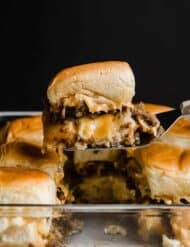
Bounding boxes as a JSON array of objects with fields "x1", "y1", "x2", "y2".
[{"x1": 180, "y1": 100, "x2": 190, "y2": 115}]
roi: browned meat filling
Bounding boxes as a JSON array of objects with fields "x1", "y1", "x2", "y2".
[
  {"x1": 62, "y1": 151, "x2": 135, "y2": 203},
  {"x1": 44, "y1": 101, "x2": 161, "y2": 150},
  {"x1": 126, "y1": 158, "x2": 152, "y2": 203},
  {"x1": 47, "y1": 101, "x2": 120, "y2": 121}
]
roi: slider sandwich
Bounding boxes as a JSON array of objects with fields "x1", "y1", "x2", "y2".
[
  {"x1": 43, "y1": 61, "x2": 161, "y2": 151},
  {"x1": 63, "y1": 149, "x2": 135, "y2": 203},
  {"x1": 0, "y1": 116, "x2": 71, "y2": 203},
  {"x1": 127, "y1": 142, "x2": 190, "y2": 204},
  {"x1": 0, "y1": 142, "x2": 72, "y2": 203},
  {"x1": 0, "y1": 167, "x2": 56, "y2": 247},
  {"x1": 0, "y1": 116, "x2": 43, "y2": 147}
]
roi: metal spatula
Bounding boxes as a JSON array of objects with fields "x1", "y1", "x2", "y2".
[{"x1": 64, "y1": 100, "x2": 190, "y2": 151}]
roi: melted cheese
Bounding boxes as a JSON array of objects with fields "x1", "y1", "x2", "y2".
[{"x1": 78, "y1": 114, "x2": 116, "y2": 141}]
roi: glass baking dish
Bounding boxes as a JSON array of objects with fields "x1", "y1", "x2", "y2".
[
  {"x1": 0, "y1": 204, "x2": 189, "y2": 247},
  {"x1": 0, "y1": 112, "x2": 189, "y2": 246}
]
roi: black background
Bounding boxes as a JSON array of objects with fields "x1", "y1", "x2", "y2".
[{"x1": 0, "y1": 1, "x2": 187, "y2": 110}]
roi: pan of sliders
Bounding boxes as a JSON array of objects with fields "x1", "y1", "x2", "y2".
[{"x1": 1, "y1": 61, "x2": 190, "y2": 247}]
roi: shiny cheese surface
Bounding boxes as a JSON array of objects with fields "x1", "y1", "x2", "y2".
[{"x1": 78, "y1": 114, "x2": 116, "y2": 140}]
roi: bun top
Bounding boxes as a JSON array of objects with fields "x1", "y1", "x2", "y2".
[
  {"x1": 0, "y1": 116, "x2": 43, "y2": 147},
  {"x1": 0, "y1": 167, "x2": 56, "y2": 204},
  {"x1": 47, "y1": 61, "x2": 135, "y2": 113},
  {"x1": 0, "y1": 142, "x2": 61, "y2": 179},
  {"x1": 134, "y1": 142, "x2": 190, "y2": 172}
]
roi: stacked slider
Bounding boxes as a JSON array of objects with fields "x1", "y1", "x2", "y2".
[
  {"x1": 42, "y1": 61, "x2": 190, "y2": 246},
  {"x1": 130, "y1": 117, "x2": 190, "y2": 246},
  {"x1": 0, "y1": 116, "x2": 71, "y2": 203},
  {"x1": 42, "y1": 61, "x2": 170, "y2": 203},
  {"x1": 43, "y1": 61, "x2": 162, "y2": 151},
  {"x1": 0, "y1": 116, "x2": 67, "y2": 246},
  {"x1": 133, "y1": 140, "x2": 190, "y2": 247}
]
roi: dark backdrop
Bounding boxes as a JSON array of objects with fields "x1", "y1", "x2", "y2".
[{"x1": 0, "y1": 1, "x2": 186, "y2": 110}]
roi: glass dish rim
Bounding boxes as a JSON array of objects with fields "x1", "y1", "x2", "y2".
[
  {"x1": 0, "y1": 203, "x2": 190, "y2": 212},
  {"x1": 0, "y1": 112, "x2": 189, "y2": 214}
]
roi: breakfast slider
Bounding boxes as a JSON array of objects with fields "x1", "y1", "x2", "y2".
[
  {"x1": 127, "y1": 142, "x2": 190, "y2": 204},
  {"x1": 0, "y1": 167, "x2": 56, "y2": 247},
  {"x1": 0, "y1": 142, "x2": 72, "y2": 203},
  {"x1": 43, "y1": 61, "x2": 161, "y2": 150}
]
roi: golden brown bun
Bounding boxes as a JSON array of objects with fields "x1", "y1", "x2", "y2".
[
  {"x1": 47, "y1": 61, "x2": 135, "y2": 111},
  {"x1": 134, "y1": 142, "x2": 190, "y2": 172},
  {"x1": 0, "y1": 167, "x2": 55, "y2": 247},
  {"x1": 134, "y1": 142, "x2": 190, "y2": 203},
  {"x1": 0, "y1": 167, "x2": 56, "y2": 204},
  {"x1": 0, "y1": 116, "x2": 43, "y2": 147},
  {"x1": 134, "y1": 142, "x2": 187, "y2": 171},
  {"x1": 0, "y1": 142, "x2": 61, "y2": 179},
  {"x1": 142, "y1": 103, "x2": 174, "y2": 115},
  {"x1": 0, "y1": 142, "x2": 69, "y2": 203}
]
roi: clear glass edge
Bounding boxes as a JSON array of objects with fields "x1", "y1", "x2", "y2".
[
  {"x1": 0, "y1": 112, "x2": 189, "y2": 214},
  {"x1": 0, "y1": 204, "x2": 189, "y2": 218},
  {"x1": 0, "y1": 204, "x2": 190, "y2": 211}
]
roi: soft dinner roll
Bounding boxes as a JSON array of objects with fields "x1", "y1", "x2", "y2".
[
  {"x1": 0, "y1": 116, "x2": 42, "y2": 147},
  {"x1": 0, "y1": 167, "x2": 56, "y2": 204},
  {"x1": 0, "y1": 142, "x2": 70, "y2": 203},
  {"x1": 47, "y1": 61, "x2": 135, "y2": 111},
  {"x1": 131, "y1": 142, "x2": 190, "y2": 204},
  {"x1": 0, "y1": 167, "x2": 56, "y2": 247}
]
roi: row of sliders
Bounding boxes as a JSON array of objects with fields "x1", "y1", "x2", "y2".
[
  {"x1": 0, "y1": 61, "x2": 190, "y2": 246},
  {"x1": 0, "y1": 111, "x2": 189, "y2": 246},
  {"x1": 0, "y1": 116, "x2": 61, "y2": 246}
]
